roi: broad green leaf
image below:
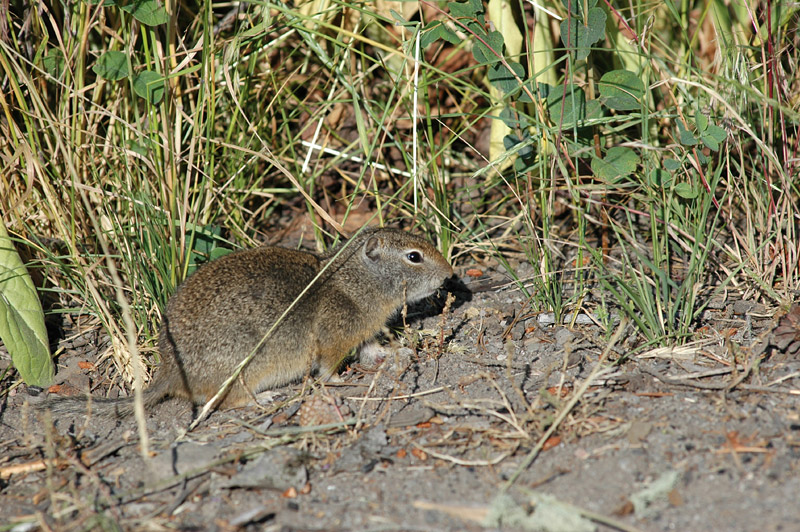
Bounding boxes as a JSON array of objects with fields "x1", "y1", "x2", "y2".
[
  {"x1": 561, "y1": 0, "x2": 598, "y2": 15},
  {"x1": 586, "y1": 8, "x2": 606, "y2": 45},
  {"x1": 449, "y1": 0, "x2": 485, "y2": 23},
  {"x1": 701, "y1": 124, "x2": 727, "y2": 151},
  {"x1": 133, "y1": 70, "x2": 165, "y2": 104},
  {"x1": 592, "y1": 146, "x2": 639, "y2": 182},
  {"x1": 547, "y1": 84, "x2": 600, "y2": 129},
  {"x1": 0, "y1": 222, "x2": 53, "y2": 387},
  {"x1": 93, "y1": 51, "x2": 129, "y2": 80},
  {"x1": 127, "y1": 139, "x2": 149, "y2": 157},
  {"x1": 42, "y1": 49, "x2": 65, "y2": 79},
  {"x1": 439, "y1": 24, "x2": 461, "y2": 45},
  {"x1": 421, "y1": 21, "x2": 461, "y2": 48},
  {"x1": 186, "y1": 224, "x2": 233, "y2": 276},
  {"x1": 560, "y1": 7, "x2": 606, "y2": 60},
  {"x1": 648, "y1": 168, "x2": 670, "y2": 188},
  {"x1": 695, "y1": 111, "x2": 708, "y2": 132},
  {"x1": 420, "y1": 23, "x2": 441, "y2": 49},
  {"x1": 674, "y1": 182, "x2": 698, "y2": 199},
  {"x1": 488, "y1": 61, "x2": 525, "y2": 94},
  {"x1": 503, "y1": 131, "x2": 533, "y2": 158},
  {"x1": 473, "y1": 31, "x2": 505, "y2": 65},
  {"x1": 499, "y1": 107, "x2": 530, "y2": 129},
  {"x1": 120, "y1": 0, "x2": 169, "y2": 26},
  {"x1": 599, "y1": 69, "x2": 645, "y2": 110},
  {"x1": 664, "y1": 158, "x2": 681, "y2": 171},
  {"x1": 677, "y1": 122, "x2": 698, "y2": 146},
  {"x1": 585, "y1": 99, "x2": 603, "y2": 121}
]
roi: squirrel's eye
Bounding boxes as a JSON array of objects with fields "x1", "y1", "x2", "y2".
[{"x1": 407, "y1": 251, "x2": 423, "y2": 263}]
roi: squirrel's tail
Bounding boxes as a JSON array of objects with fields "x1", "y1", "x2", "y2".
[{"x1": 37, "y1": 379, "x2": 170, "y2": 418}]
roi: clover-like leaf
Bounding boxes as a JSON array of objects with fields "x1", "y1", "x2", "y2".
[
  {"x1": 648, "y1": 168, "x2": 671, "y2": 188},
  {"x1": 42, "y1": 49, "x2": 65, "y2": 79},
  {"x1": 547, "y1": 84, "x2": 592, "y2": 129},
  {"x1": 133, "y1": 70, "x2": 165, "y2": 104},
  {"x1": 599, "y1": 69, "x2": 645, "y2": 111},
  {"x1": 120, "y1": 0, "x2": 169, "y2": 26},
  {"x1": 448, "y1": 0, "x2": 485, "y2": 24},
  {"x1": 664, "y1": 158, "x2": 681, "y2": 171},
  {"x1": 592, "y1": 146, "x2": 639, "y2": 182},
  {"x1": 677, "y1": 122, "x2": 698, "y2": 146},
  {"x1": 701, "y1": 124, "x2": 727, "y2": 152},
  {"x1": 93, "y1": 51, "x2": 129, "y2": 80},
  {"x1": 488, "y1": 61, "x2": 525, "y2": 95},
  {"x1": 673, "y1": 182, "x2": 698, "y2": 199},
  {"x1": 421, "y1": 20, "x2": 461, "y2": 48},
  {"x1": 560, "y1": 7, "x2": 606, "y2": 61},
  {"x1": 473, "y1": 31, "x2": 505, "y2": 65}
]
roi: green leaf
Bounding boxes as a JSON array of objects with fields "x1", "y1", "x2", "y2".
[
  {"x1": 701, "y1": 124, "x2": 727, "y2": 151},
  {"x1": 547, "y1": 84, "x2": 586, "y2": 128},
  {"x1": 591, "y1": 146, "x2": 639, "y2": 182},
  {"x1": 473, "y1": 31, "x2": 505, "y2": 65},
  {"x1": 560, "y1": 7, "x2": 606, "y2": 61},
  {"x1": 664, "y1": 158, "x2": 681, "y2": 171},
  {"x1": 186, "y1": 224, "x2": 233, "y2": 276},
  {"x1": 488, "y1": 61, "x2": 525, "y2": 94},
  {"x1": 677, "y1": 122, "x2": 698, "y2": 146},
  {"x1": 389, "y1": 9, "x2": 409, "y2": 24},
  {"x1": 93, "y1": 51, "x2": 129, "y2": 80},
  {"x1": 127, "y1": 139, "x2": 149, "y2": 157},
  {"x1": 133, "y1": 70, "x2": 165, "y2": 104},
  {"x1": 0, "y1": 222, "x2": 53, "y2": 387},
  {"x1": 585, "y1": 99, "x2": 603, "y2": 121},
  {"x1": 439, "y1": 24, "x2": 461, "y2": 45},
  {"x1": 499, "y1": 107, "x2": 530, "y2": 129},
  {"x1": 673, "y1": 182, "x2": 698, "y2": 199},
  {"x1": 449, "y1": 0, "x2": 485, "y2": 24},
  {"x1": 120, "y1": 0, "x2": 169, "y2": 26},
  {"x1": 503, "y1": 131, "x2": 533, "y2": 158},
  {"x1": 648, "y1": 168, "x2": 671, "y2": 188},
  {"x1": 695, "y1": 111, "x2": 708, "y2": 132},
  {"x1": 42, "y1": 49, "x2": 65, "y2": 79},
  {"x1": 599, "y1": 69, "x2": 645, "y2": 110},
  {"x1": 586, "y1": 8, "x2": 606, "y2": 45},
  {"x1": 561, "y1": 0, "x2": 598, "y2": 15},
  {"x1": 421, "y1": 21, "x2": 461, "y2": 48}
]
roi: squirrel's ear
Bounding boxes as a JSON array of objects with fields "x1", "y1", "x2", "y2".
[{"x1": 364, "y1": 235, "x2": 382, "y2": 261}]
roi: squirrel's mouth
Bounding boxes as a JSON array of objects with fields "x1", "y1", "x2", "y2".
[{"x1": 405, "y1": 277, "x2": 451, "y2": 303}]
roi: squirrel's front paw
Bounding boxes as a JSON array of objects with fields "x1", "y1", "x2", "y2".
[{"x1": 358, "y1": 342, "x2": 389, "y2": 366}]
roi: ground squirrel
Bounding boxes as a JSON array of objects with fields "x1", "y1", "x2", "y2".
[{"x1": 42, "y1": 227, "x2": 453, "y2": 417}]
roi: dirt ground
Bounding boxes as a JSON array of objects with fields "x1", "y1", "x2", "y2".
[{"x1": 2, "y1": 263, "x2": 799, "y2": 532}]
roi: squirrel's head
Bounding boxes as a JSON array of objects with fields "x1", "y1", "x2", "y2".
[{"x1": 358, "y1": 228, "x2": 453, "y2": 303}]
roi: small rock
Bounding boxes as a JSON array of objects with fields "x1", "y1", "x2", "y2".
[
  {"x1": 707, "y1": 297, "x2": 726, "y2": 310},
  {"x1": 387, "y1": 406, "x2": 435, "y2": 428},
  {"x1": 150, "y1": 442, "x2": 221, "y2": 481},
  {"x1": 360, "y1": 427, "x2": 389, "y2": 453},
  {"x1": 732, "y1": 300, "x2": 755, "y2": 315},
  {"x1": 221, "y1": 447, "x2": 308, "y2": 490},
  {"x1": 511, "y1": 321, "x2": 526, "y2": 340},
  {"x1": 554, "y1": 328, "x2": 575, "y2": 346}
]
